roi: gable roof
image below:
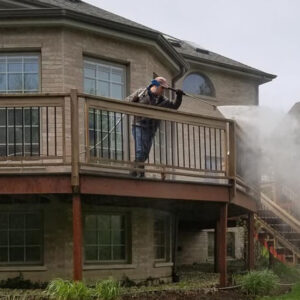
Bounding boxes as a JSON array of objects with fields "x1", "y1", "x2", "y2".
[
  {"x1": 32, "y1": 0, "x2": 158, "y2": 33},
  {"x1": 0, "y1": 0, "x2": 277, "y2": 81},
  {"x1": 0, "y1": 0, "x2": 188, "y2": 71},
  {"x1": 166, "y1": 37, "x2": 276, "y2": 81}
]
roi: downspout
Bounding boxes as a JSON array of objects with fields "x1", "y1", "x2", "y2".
[{"x1": 171, "y1": 65, "x2": 187, "y2": 94}]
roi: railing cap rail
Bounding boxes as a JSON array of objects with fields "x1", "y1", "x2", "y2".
[
  {"x1": 78, "y1": 92, "x2": 235, "y2": 124},
  {"x1": 0, "y1": 92, "x2": 69, "y2": 98}
]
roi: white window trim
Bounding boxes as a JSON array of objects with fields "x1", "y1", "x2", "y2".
[
  {"x1": 83, "y1": 57, "x2": 126, "y2": 100},
  {"x1": 0, "y1": 53, "x2": 41, "y2": 94}
]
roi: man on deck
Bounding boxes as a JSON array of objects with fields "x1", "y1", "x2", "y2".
[{"x1": 127, "y1": 76, "x2": 184, "y2": 177}]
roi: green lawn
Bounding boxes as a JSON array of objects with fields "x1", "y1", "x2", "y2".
[{"x1": 260, "y1": 283, "x2": 300, "y2": 300}]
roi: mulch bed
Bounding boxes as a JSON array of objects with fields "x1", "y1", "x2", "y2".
[{"x1": 122, "y1": 289, "x2": 253, "y2": 300}]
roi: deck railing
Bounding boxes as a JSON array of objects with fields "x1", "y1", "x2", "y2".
[
  {"x1": 0, "y1": 94, "x2": 67, "y2": 170},
  {"x1": 0, "y1": 91, "x2": 237, "y2": 184}
]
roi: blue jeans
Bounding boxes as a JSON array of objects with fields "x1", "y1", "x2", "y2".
[{"x1": 132, "y1": 125, "x2": 156, "y2": 162}]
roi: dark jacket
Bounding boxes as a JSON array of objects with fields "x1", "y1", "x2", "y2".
[{"x1": 127, "y1": 87, "x2": 182, "y2": 129}]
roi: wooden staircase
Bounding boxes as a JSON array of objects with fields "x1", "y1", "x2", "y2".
[{"x1": 255, "y1": 185, "x2": 300, "y2": 265}]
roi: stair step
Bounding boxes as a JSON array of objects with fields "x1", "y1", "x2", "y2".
[
  {"x1": 271, "y1": 224, "x2": 292, "y2": 231},
  {"x1": 282, "y1": 233, "x2": 300, "y2": 239}
]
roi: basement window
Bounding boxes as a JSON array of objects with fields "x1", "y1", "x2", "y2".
[
  {"x1": 0, "y1": 212, "x2": 43, "y2": 265},
  {"x1": 208, "y1": 232, "x2": 236, "y2": 258},
  {"x1": 84, "y1": 213, "x2": 129, "y2": 264},
  {"x1": 154, "y1": 216, "x2": 171, "y2": 261}
]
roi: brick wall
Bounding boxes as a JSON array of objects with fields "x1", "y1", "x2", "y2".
[
  {"x1": 177, "y1": 227, "x2": 245, "y2": 265},
  {"x1": 0, "y1": 199, "x2": 173, "y2": 284}
]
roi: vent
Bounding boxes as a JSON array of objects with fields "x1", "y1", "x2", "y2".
[
  {"x1": 196, "y1": 48, "x2": 210, "y2": 55},
  {"x1": 169, "y1": 41, "x2": 182, "y2": 48}
]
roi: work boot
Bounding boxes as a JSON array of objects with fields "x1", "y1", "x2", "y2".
[
  {"x1": 130, "y1": 160, "x2": 144, "y2": 178},
  {"x1": 136, "y1": 165, "x2": 145, "y2": 178},
  {"x1": 129, "y1": 170, "x2": 137, "y2": 177}
]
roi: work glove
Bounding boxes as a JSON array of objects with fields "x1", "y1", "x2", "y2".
[
  {"x1": 175, "y1": 89, "x2": 185, "y2": 96},
  {"x1": 132, "y1": 95, "x2": 140, "y2": 102}
]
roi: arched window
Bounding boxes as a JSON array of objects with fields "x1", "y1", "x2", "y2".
[{"x1": 182, "y1": 73, "x2": 215, "y2": 97}]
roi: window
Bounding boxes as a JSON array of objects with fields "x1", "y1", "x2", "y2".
[
  {"x1": 154, "y1": 216, "x2": 171, "y2": 261},
  {"x1": 84, "y1": 58, "x2": 126, "y2": 100},
  {"x1": 84, "y1": 213, "x2": 128, "y2": 263},
  {"x1": 182, "y1": 73, "x2": 215, "y2": 97},
  {"x1": 0, "y1": 54, "x2": 39, "y2": 94},
  {"x1": 227, "y1": 232, "x2": 235, "y2": 258},
  {"x1": 88, "y1": 109, "x2": 123, "y2": 160},
  {"x1": 0, "y1": 108, "x2": 40, "y2": 157},
  {"x1": 84, "y1": 59, "x2": 126, "y2": 160},
  {"x1": 0, "y1": 212, "x2": 42, "y2": 265},
  {"x1": 208, "y1": 232, "x2": 236, "y2": 258},
  {"x1": 205, "y1": 156, "x2": 223, "y2": 171}
]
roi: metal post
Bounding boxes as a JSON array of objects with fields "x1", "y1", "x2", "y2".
[
  {"x1": 70, "y1": 89, "x2": 82, "y2": 280},
  {"x1": 248, "y1": 212, "x2": 255, "y2": 270},
  {"x1": 219, "y1": 203, "x2": 228, "y2": 287},
  {"x1": 214, "y1": 221, "x2": 219, "y2": 273},
  {"x1": 73, "y1": 193, "x2": 83, "y2": 281}
]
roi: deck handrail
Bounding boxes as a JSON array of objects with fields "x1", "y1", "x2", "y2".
[
  {"x1": 0, "y1": 91, "x2": 239, "y2": 186},
  {"x1": 255, "y1": 215, "x2": 300, "y2": 258},
  {"x1": 260, "y1": 192, "x2": 300, "y2": 232}
]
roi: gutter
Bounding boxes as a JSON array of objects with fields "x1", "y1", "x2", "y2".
[{"x1": 183, "y1": 53, "x2": 277, "y2": 83}]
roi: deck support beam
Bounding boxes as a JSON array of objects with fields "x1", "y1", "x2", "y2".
[
  {"x1": 218, "y1": 203, "x2": 228, "y2": 287},
  {"x1": 248, "y1": 212, "x2": 255, "y2": 270},
  {"x1": 214, "y1": 221, "x2": 220, "y2": 273},
  {"x1": 72, "y1": 193, "x2": 83, "y2": 281}
]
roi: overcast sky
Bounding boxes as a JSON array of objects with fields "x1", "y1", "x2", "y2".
[{"x1": 86, "y1": 0, "x2": 300, "y2": 112}]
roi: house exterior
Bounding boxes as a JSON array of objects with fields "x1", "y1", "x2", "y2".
[{"x1": 0, "y1": 0, "x2": 276, "y2": 287}]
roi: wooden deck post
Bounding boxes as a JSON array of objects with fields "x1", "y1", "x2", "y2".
[
  {"x1": 214, "y1": 221, "x2": 219, "y2": 273},
  {"x1": 248, "y1": 212, "x2": 255, "y2": 270},
  {"x1": 218, "y1": 203, "x2": 228, "y2": 287},
  {"x1": 70, "y1": 89, "x2": 82, "y2": 280},
  {"x1": 73, "y1": 194, "x2": 83, "y2": 281}
]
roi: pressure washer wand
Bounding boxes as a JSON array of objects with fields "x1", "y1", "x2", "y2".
[{"x1": 167, "y1": 87, "x2": 217, "y2": 110}]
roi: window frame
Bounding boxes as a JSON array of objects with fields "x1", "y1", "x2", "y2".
[
  {"x1": 182, "y1": 72, "x2": 215, "y2": 98},
  {"x1": 207, "y1": 231, "x2": 236, "y2": 259},
  {"x1": 0, "y1": 53, "x2": 41, "y2": 94},
  {"x1": 83, "y1": 211, "x2": 130, "y2": 265},
  {"x1": 153, "y1": 214, "x2": 172, "y2": 262},
  {"x1": 88, "y1": 108, "x2": 125, "y2": 161},
  {"x1": 83, "y1": 57, "x2": 127, "y2": 100},
  {"x1": 0, "y1": 211, "x2": 44, "y2": 266},
  {"x1": 0, "y1": 107, "x2": 41, "y2": 157}
]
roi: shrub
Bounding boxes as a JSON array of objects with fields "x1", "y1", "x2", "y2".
[
  {"x1": 239, "y1": 269, "x2": 279, "y2": 296},
  {"x1": 0, "y1": 273, "x2": 47, "y2": 289},
  {"x1": 272, "y1": 261, "x2": 300, "y2": 283},
  {"x1": 45, "y1": 278, "x2": 91, "y2": 300},
  {"x1": 93, "y1": 278, "x2": 120, "y2": 300}
]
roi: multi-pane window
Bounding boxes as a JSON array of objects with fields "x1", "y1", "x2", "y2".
[
  {"x1": 154, "y1": 216, "x2": 170, "y2": 261},
  {"x1": 0, "y1": 55, "x2": 39, "y2": 94},
  {"x1": 84, "y1": 59, "x2": 126, "y2": 161},
  {"x1": 227, "y1": 232, "x2": 235, "y2": 258},
  {"x1": 205, "y1": 156, "x2": 222, "y2": 171},
  {"x1": 84, "y1": 58, "x2": 125, "y2": 100},
  {"x1": 0, "y1": 212, "x2": 42, "y2": 264},
  {"x1": 208, "y1": 232, "x2": 236, "y2": 258},
  {"x1": 182, "y1": 73, "x2": 215, "y2": 97},
  {"x1": 88, "y1": 109, "x2": 123, "y2": 160},
  {"x1": 84, "y1": 213, "x2": 127, "y2": 263},
  {"x1": 0, "y1": 108, "x2": 40, "y2": 157}
]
